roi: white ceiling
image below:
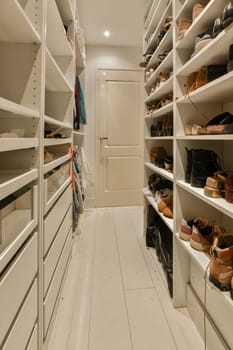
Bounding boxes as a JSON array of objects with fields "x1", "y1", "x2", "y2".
[{"x1": 77, "y1": 0, "x2": 148, "y2": 47}]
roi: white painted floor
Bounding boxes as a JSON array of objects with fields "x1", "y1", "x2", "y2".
[{"x1": 47, "y1": 206, "x2": 204, "y2": 350}]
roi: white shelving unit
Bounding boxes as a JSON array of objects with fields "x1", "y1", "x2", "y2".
[
  {"x1": 143, "y1": 0, "x2": 233, "y2": 349},
  {"x1": 0, "y1": 1, "x2": 86, "y2": 349}
]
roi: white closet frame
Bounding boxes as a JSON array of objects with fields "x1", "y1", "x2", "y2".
[
  {"x1": 143, "y1": 1, "x2": 233, "y2": 349},
  {"x1": 0, "y1": 1, "x2": 86, "y2": 349}
]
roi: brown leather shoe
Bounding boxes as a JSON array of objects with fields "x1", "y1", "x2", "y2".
[
  {"x1": 209, "y1": 234, "x2": 233, "y2": 291},
  {"x1": 192, "y1": 3, "x2": 205, "y2": 21},
  {"x1": 177, "y1": 17, "x2": 192, "y2": 40}
]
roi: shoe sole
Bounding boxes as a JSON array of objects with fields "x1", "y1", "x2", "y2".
[
  {"x1": 195, "y1": 39, "x2": 212, "y2": 53},
  {"x1": 190, "y1": 238, "x2": 210, "y2": 251},
  {"x1": 179, "y1": 231, "x2": 191, "y2": 241},
  {"x1": 209, "y1": 274, "x2": 231, "y2": 291}
]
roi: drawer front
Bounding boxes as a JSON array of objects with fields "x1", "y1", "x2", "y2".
[
  {"x1": 187, "y1": 285, "x2": 228, "y2": 350},
  {"x1": 2, "y1": 279, "x2": 37, "y2": 350},
  {"x1": 44, "y1": 185, "x2": 72, "y2": 255},
  {"x1": 44, "y1": 205, "x2": 72, "y2": 296},
  {"x1": 43, "y1": 229, "x2": 73, "y2": 337},
  {"x1": 0, "y1": 232, "x2": 38, "y2": 345},
  {"x1": 26, "y1": 323, "x2": 38, "y2": 350}
]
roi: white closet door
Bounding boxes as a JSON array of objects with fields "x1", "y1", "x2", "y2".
[{"x1": 97, "y1": 69, "x2": 144, "y2": 207}]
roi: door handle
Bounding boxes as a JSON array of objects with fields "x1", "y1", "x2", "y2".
[{"x1": 99, "y1": 137, "x2": 109, "y2": 142}]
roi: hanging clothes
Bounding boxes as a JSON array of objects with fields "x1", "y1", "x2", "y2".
[{"x1": 74, "y1": 76, "x2": 87, "y2": 130}]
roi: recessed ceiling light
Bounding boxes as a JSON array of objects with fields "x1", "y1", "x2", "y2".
[{"x1": 104, "y1": 30, "x2": 110, "y2": 37}]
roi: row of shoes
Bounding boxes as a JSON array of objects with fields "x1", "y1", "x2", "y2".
[
  {"x1": 44, "y1": 127, "x2": 66, "y2": 139},
  {"x1": 139, "y1": 15, "x2": 173, "y2": 69},
  {"x1": 185, "y1": 111, "x2": 233, "y2": 135},
  {"x1": 179, "y1": 218, "x2": 233, "y2": 297},
  {"x1": 150, "y1": 146, "x2": 173, "y2": 172},
  {"x1": 148, "y1": 174, "x2": 173, "y2": 218},
  {"x1": 185, "y1": 147, "x2": 233, "y2": 203},
  {"x1": 177, "y1": 3, "x2": 205, "y2": 40},
  {"x1": 146, "y1": 93, "x2": 173, "y2": 116},
  {"x1": 144, "y1": 50, "x2": 172, "y2": 81},
  {"x1": 148, "y1": 72, "x2": 172, "y2": 96},
  {"x1": 146, "y1": 16, "x2": 173, "y2": 48},
  {"x1": 150, "y1": 115, "x2": 173, "y2": 137}
]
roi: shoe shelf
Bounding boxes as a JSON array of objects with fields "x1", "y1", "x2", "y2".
[
  {"x1": 144, "y1": 0, "x2": 168, "y2": 44},
  {"x1": 177, "y1": 70, "x2": 233, "y2": 104},
  {"x1": 143, "y1": 189, "x2": 173, "y2": 231},
  {"x1": 0, "y1": 185, "x2": 38, "y2": 274},
  {"x1": 177, "y1": 180, "x2": 233, "y2": 220},
  {"x1": 0, "y1": 1, "x2": 41, "y2": 43},
  {"x1": 145, "y1": 102, "x2": 173, "y2": 119},
  {"x1": 145, "y1": 136, "x2": 173, "y2": 141},
  {"x1": 144, "y1": 0, "x2": 172, "y2": 55},
  {"x1": 46, "y1": 0, "x2": 73, "y2": 56},
  {"x1": 145, "y1": 162, "x2": 174, "y2": 181},
  {"x1": 176, "y1": 135, "x2": 233, "y2": 140},
  {"x1": 146, "y1": 25, "x2": 173, "y2": 70},
  {"x1": 176, "y1": 22, "x2": 233, "y2": 76},
  {"x1": 174, "y1": 0, "x2": 208, "y2": 22},
  {"x1": 176, "y1": 0, "x2": 221, "y2": 50},
  {"x1": 0, "y1": 169, "x2": 38, "y2": 201},
  {"x1": 175, "y1": 233, "x2": 209, "y2": 271},
  {"x1": 73, "y1": 130, "x2": 85, "y2": 137},
  {"x1": 145, "y1": 49, "x2": 173, "y2": 89},
  {"x1": 55, "y1": 0, "x2": 75, "y2": 21},
  {"x1": 145, "y1": 75, "x2": 173, "y2": 103},
  {"x1": 44, "y1": 175, "x2": 71, "y2": 215},
  {"x1": 144, "y1": 0, "x2": 158, "y2": 31}
]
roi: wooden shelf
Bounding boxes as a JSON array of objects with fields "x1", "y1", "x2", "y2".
[
  {"x1": 73, "y1": 130, "x2": 85, "y2": 136},
  {"x1": 177, "y1": 180, "x2": 233, "y2": 220},
  {"x1": 44, "y1": 154, "x2": 71, "y2": 174},
  {"x1": 176, "y1": 22, "x2": 233, "y2": 77},
  {"x1": 0, "y1": 98, "x2": 40, "y2": 118},
  {"x1": 177, "y1": 71, "x2": 233, "y2": 104},
  {"x1": 144, "y1": 0, "x2": 172, "y2": 55},
  {"x1": 0, "y1": 169, "x2": 38, "y2": 201},
  {"x1": 0, "y1": 1, "x2": 41, "y2": 43},
  {"x1": 44, "y1": 115, "x2": 72, "y2": 129},
  {"x1": 145, "y1": 75, "x2": 173, "y2": 103},
  {"x1": 176, "y1": 0, "x2": 221, "y2": 50},
  {"x1": 146, "y1": 25, "x2": 173, "y2": 70},
  {"x1": 176, "y1": 135, "x2": 233, "y2": 140},
  {"x1": 145, "y1": 50, "x2": 173, "y2": 89},
  {"x1": 47, "y1": 0, "x2": 73, "y2": 56},
  {"x1": 145, "y1": 102, "x2": 173, "y2": 119},
  {"x1": 144, "y1": 0, "x2": 167, "y2": 42},
  {"x1": 46, "y1": 49, "x2": 73, "y2": 92},
  {"x1": 0, "y1": 138, "x2": 39, "y2": 153},
  {"x1": 44, "y1": 177, "x2": 71, "y2": 214},
  {"x1": 143, "y1": 189, "x2": 173, "y2": 231},
  {"x1": 144, "y1": 162, "x2": 174, "y2": 181},
  {"x1": 55, "y1": 0, "x2": 74, "y2": 21},
  {"x1": 44, "y1": 137, "x2": 72, "y2": 146},
  {"x1": 144, "y1": 136, "x2": 173, "y2": 141}
]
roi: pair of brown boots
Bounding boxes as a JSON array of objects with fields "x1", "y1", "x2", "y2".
[{"x1": 157, "y1": 195, "x2": 173, "y2": 218}]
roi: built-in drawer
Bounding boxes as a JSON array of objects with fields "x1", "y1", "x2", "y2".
[
  {"x1": 0, "y1": 232, "x2": 37, "y2": 345},
  {"x1": 26, "y1": 323, "x2": 38, "y2": 350},
  {"x1": 0, "y1": 185, "x2": 38, "y2": 273},
  {"x1": 187, "y1": 285, "x2": 229, "y2": 350},
  {"x1": 43, "y1": 229, "x2": 73, "y2": 337},
  {"x1": 2, "y1": 278, "x2": 37, "y2": 350},
  {"x1": 190, "y1": 256, "x2": 205, "y2": 304},
  {"x1": 44, "y1": 184, "x2": 71, "y2": 255},
  {"x1": 43, "y1": 205, "x2": 72, "y2": 296},
  {"x1": 44, "y1": 161, "x2": 71, "y2": 214}
]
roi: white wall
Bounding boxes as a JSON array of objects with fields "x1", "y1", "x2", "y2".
[{"x1": 83, "y1": 45, "x2": 143, "y2": 208}]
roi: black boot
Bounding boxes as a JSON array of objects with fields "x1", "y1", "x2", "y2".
[
  {"x1": 185, "y1": 147, "x2": 193, "y2": 183},
  {"x1": 191, "y1": 149, "x2": 220, "y2": 187}
]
